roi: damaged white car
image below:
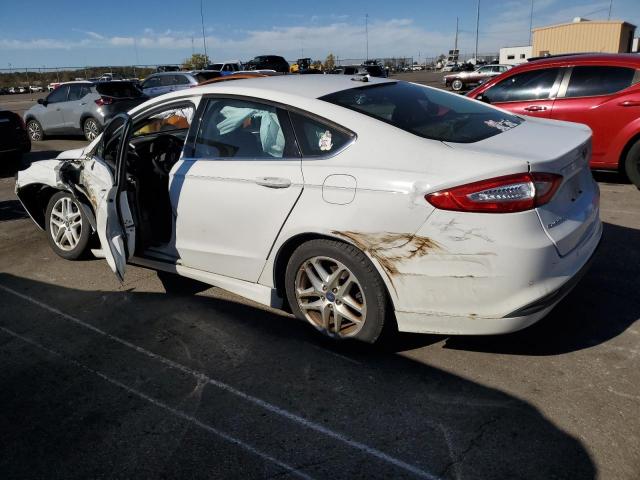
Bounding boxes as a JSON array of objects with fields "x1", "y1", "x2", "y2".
[{"x1": 15, "y1": 75, "x2": 602, "y2": 342}]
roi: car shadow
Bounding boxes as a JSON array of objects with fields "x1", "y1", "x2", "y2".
[
  {"x1": 442, "y1": 221, "x2": 640, "y2": 356},
  {"x1": 0, "y1": 199, "x2": 29, "y2": 222},
  {"x1": 592, "y1": 170, "x2": 631, "y2": 186},
  {"x1": 0, "y1": 272, "x2": 596, "y2": 479}
]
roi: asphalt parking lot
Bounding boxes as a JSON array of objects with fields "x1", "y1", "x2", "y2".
[{"x1": 1, "y1": 72, "x2": 639, "y2": 479}]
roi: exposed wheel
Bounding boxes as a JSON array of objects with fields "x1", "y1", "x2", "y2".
[
  {"x1": 83, "y1": 117, "x2": 101, "y2": 141},
  {"x1": 285, "y1": 239, "x2": 388, "y2": 343},
  {"x1": 26, "y1": 119, "x2": 44, "y2": 141},
  {"x1": 451, "y1": 79, "x2": 464, "y2": 91},
  {"x1": 45, "y1": 191, "x2": 91, "y2": 260},
  {"x1": 624, "y1": 140, "x2": 640, "y2": 189}
]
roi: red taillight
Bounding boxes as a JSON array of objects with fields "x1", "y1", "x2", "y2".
[
  {"x1": 95, "y1": 96, "x2": 114, "y2": 106},
  {"x1": 425, "y1": 172, "x2": 563, "y2": 213}
]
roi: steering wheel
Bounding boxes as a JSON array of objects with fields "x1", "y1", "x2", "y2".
[{"x1": 149, "y1": 135, "x2": 182, "y2": 176}]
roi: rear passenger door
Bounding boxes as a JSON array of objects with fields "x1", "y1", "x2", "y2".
[
  {"x1": 479, "y1": 67, "x2": 562, "y2": 118},
  {"x1": 170, "y1": 97, "x2": 303, "y2": 281},
  {"x1": 549, "y1": 65, "x2": 640, "y2": 166}
]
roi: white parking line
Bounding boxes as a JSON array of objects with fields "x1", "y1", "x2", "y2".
[
  {"x1": 0, "y1": 325, "x2": 314, "y2": 480},
  {"x1": 0, "y1": 283, "x2": 440, "y2": 480}
]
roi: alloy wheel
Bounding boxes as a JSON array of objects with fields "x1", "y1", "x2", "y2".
[
  {"x1": 27, "y1": 121, "x2": 42, "y2": 141},
  {"x1": 294, "y1": 256, "x2": 367, "y2": 338},
  {"x1": 84, "y1": 119, "x2": 100, "y2": 141},
  {"x1": 49, "y1": 197, "x2": 82, "y2": 251}
]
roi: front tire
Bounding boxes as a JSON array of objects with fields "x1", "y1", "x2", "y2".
[
  {"x1": 624, "y1": 140, "x2": 640, "y2": 189},
  {"x1": 83, "y1": 117, "x2": 102, "y2": 142},
  {"x1": 451, "y1": 79, "x2": 464, "y2": 91},
  {"x1": 285, "y1": 239, "x2": 388, "y2": 343},
  {"x1": 45, "y1": 191, "x2": 91, "y2": 260},
  {"x1": 26, "y1": 119, "x2": 44, "y2": 141}
]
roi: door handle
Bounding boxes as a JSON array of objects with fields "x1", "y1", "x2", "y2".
[
  {"x1": 618, "y1": 100, "x2": 640, "y2": 107},
  {"x1": 255, "y1": 177, "x2": 292, "y2": 188},
  {"x1": 524, "y1": 105, "x2": 547, "y2": 112}
]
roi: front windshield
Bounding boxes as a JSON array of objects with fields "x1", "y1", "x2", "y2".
[
  {"x1": 320, "y1": 81, "x2": 523, "y2": 143},
  {"x1": 210, "y1": 64, "x2": 223, "y2": 70}
]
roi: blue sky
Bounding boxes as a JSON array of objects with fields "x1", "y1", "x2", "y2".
[{"x1": 1, "y1": 0, "x2": 638, "y2": 68}]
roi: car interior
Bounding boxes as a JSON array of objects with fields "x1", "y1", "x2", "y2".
[
  {"x1": 99, "y1": 105, "x2": 194, "y2": 260},
  {"x1": 97, "y1": 100, "x2": 290, "y2": 263}
]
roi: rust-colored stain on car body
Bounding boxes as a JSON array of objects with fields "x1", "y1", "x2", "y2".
[{"x1": 333, "y1": 231, "x2": 441, "y2": 276}]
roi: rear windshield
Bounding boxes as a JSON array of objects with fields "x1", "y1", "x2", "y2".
[
  {"x1": 95, "y1": 82, "x2": 143, "y2": 98},
  {"x1": 193, "y1": 71, "x2": 222, "y2": 83},
  {"x1": 320, "y1": 81, "x2": 523, "y2": 143}
]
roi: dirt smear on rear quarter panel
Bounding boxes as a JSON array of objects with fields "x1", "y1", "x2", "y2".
[{"x1": 332, "y1": 231, "x2": 441, "y2": 277}]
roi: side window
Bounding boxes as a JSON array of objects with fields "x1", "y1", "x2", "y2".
[
  {"x1": 133, "y1": 105, "x2": 194, "y2": 137},
  {"x1": 289, "y1": 111, "x2": 354, "y2": 157},
  {"x1": 565, "y1": 66, "x2": 637, "y2": 98},
  {"x1": 194, "y1": 99, "x2": 294, "y2": 159},
  {"x1": 484, "y1": 68, "x2": 560, "y2": 103},
  {"x1": 79, "y1": 84, "x2": 93, "y2": 98},
  {"x1": 142, "y1": 76, "x2": 161, "y2": 89},
  {"x1": 46, "y1": 85, "x2": 69, "y2": 103},
  {"x1": 173, "y1": 74, "x2": 191, "y2": 85},
  {"x1": 159, "y1": 75, "x2": 176, "y2": 87},
  {"x1": 67, "y1": 84, "x2": 89, "y2": 101}
]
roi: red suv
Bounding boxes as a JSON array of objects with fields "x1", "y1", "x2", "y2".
[{"x1": 467, "y1": 54, "x2": 640, "y2": 187}]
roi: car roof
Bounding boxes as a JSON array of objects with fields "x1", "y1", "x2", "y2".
[
  {"x1": 58, "y1": 81, "x2": 93, "y2": 85},
  {"x1": 189, "y1": 74, "x2": 395, "y2": 99},
  {"x1": 519, "y1": 53, "x2": 640, "y2": 69}
]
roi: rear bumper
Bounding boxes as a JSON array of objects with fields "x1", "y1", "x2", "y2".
[{"x1": 390, "y1": 208, "x2": 602, "y2": 336}]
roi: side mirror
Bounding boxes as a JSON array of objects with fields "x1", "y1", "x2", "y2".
[{"x1": 37, "y1": 98, "x2": 48, "y2": 106}]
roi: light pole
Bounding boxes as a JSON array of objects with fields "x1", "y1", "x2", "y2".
[
  {"x1": 608, "y1": 0, "x2": 613, "y2": 20},
  {"x1": 200, "y1": 0, "x2": 208, "y2": 60},
  {"x1": 529, "y1": 0, "x2": 534, "y2": 45},
  {"x1": 365, "y1": 13, "x2": 369, "y2": 61},
  {"x1": 474, "y1": 0, "x2": 480, "y2": 63}
]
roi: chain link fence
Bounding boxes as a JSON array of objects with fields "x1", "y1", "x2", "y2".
[{"x1": 0, "y1": 65, "x2": 180, "y2": 89}]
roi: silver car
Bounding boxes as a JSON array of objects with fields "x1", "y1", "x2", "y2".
[
  {"x1": 140, "y1": 71, "x2": 221, "y2": 97},
  {"x1": 24, "y1": 81, "x2": 147, "y2": 141}
]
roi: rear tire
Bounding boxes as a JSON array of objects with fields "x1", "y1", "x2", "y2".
[
  {"x1": 451, "y1": 79, "x2": 464, "y2": 91},
  {"x1": 45, "y1": 191, "x2": 91, "y2": 260},
  {"x1": 83, "y1": 117, "x2": 101, "y2": 142},
  {"x1": 624, "y1": 140, "x2": 640, "y2": 189},
  {"x1": 26, "y1": 119, "x2": 44, "y2": 141},
  {"x1": 285, "y1": 239, "x2": 388, "y2": 343}
]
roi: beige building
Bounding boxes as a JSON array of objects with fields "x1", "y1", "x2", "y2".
[{"x1": 532, "y1": 18, "x2": 636, "y2": 57}]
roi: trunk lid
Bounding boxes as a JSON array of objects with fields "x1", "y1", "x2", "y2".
[{"x1": 444, "y1": 116, "x2": 599, "y2": 256}]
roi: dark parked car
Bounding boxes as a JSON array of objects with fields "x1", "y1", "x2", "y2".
[
  {"x1": 0, "y1": 110, "x2": 31, "y2": 164},
  {"x1": 244, "y1": 55, "x2": 290, "y2": 73},
  {"x1": 329, "y1": 64, "x2": 387, "y2": 77},
  {"x1": 24, "y1": 81, "x2": 147, "y2": 141}
]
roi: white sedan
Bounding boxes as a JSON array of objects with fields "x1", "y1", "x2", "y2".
[{"x1": 15, "y1": 75, "x2": 601, "y2": 343}]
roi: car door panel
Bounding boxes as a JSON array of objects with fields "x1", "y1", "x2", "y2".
[
  {"x1": 81, "y1": 114, "x2": 135, "y2": 281},
  {"x1": 170, "y1": 158, "x2": 303, "y2": 282},
  {"x1": 40, "y1": 85, "x2": 68, "y2": 132},
  {"x1": 548, "y1": 66, "x2": 640, "y2": 168},
  {"x1": 169, "y1": 97, "x2": 304, "y2": 282}
]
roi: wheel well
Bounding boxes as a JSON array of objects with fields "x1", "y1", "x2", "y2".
[
  {"x1": 619, "y1": 132, "x2": 640, "y2": 176},
  {"x1": 16, "y1": 184, "x2": 60, "y2": 229},
  {"x1": 272, "y1": 232, "x2": 398, "y2": 318},
  {"x1": 273, "y1": 233, "x2": 345, "y2": 311},
  {"x1": 79, "y1": 114, "x2": 96, "y2": 130}
]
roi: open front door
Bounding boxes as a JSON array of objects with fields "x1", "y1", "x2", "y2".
[{"x1": 86, "y1": 113, "x2": 136, "y2": 281}]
